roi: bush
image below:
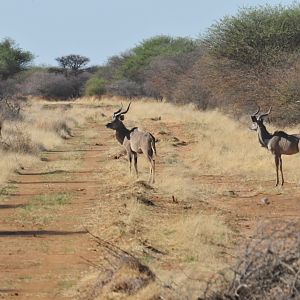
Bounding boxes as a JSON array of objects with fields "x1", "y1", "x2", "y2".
[
  {"x1": 172, "y1": 62, "x2": 213, "y2": 109},
  {"x1": 204, "y1": 221, "x2": 300, "y2": 300},
  {"x1": 106, "y1": 79, "x2": 142, "y2": 98},
  {"x1": 1, "y1": 125, "x2": 38, "y2": 154},
  {"x1": 143, "y1": 49, "x2": 203, "y2": 100},
  {"x1": 84, "y1": 77, "x2": 106, "y2": 97},
  {"x1": 22, "y1": 71, "x2": 75, "y2": 99},
  {"x1": 204, "y1": 4, "x2": 300, "y2": 66},
  {"x1": 119, "y1": 35, "x2": 198, "y2": 82},
  {"x1": 0, "y1": 38, "x2": 33, "y2": 80}
]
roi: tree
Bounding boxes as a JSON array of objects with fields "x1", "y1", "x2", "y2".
[
  {"x1": 55, "y1": 54, "x2": 90, "y2": 76},
  {"x1": 204, "y1": 4, "x2": 300, "y2": 66},
  {"x1": 119, "y1": 35, "x2": 198, "y2": 82},
  {"x1": 0, "y1": 38, "x2": 33, "y2": 80}
]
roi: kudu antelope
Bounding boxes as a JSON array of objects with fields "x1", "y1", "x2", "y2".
[
  {"x1": 250, "y1": 106, "x2": 300, "y2": 186},
  {"x1": 105, "y1": 103, "x2": 157, "y2": 183}
]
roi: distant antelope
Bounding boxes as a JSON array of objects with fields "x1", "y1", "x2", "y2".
[
  {"x1": 250, "y1": 106, "x2": 300, "y2": 186},
  {"x1": 105, "y1": 102, "x2": 157, "y2": 183}
]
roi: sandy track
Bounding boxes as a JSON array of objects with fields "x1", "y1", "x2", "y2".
[{"x1": 0, "y1": 120, "x2": 112, "y2": 299}]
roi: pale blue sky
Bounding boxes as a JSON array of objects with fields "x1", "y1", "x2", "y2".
[{"x1": 0, "y1": 0, "x2": 297, "y2": 66}]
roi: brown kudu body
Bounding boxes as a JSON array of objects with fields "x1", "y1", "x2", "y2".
[
  {"x1": 251, "y1": 107, "x2": 300, "y2": 186},
  {"x1": 106, "y1": 103, "x2": 156, "y2": 183}
]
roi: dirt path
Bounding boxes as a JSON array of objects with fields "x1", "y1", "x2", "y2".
[{"x1": 0, "y1": 119, "x2": 113, "y2": 299}]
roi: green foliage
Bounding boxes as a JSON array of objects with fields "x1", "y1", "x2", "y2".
[
  {"x1": 119, "y1": 35, "x2": 198, "y2": 81},
  {"x1": 204, "y1": 4, "x2": 300, "y2": 66},
  {"x1": 84, "y1": 77, "x2": 106, "y2": 96},
  {"x1": 0, "y1": 38, "x2": 34, "y2": 79}
]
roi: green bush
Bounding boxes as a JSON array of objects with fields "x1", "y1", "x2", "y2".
[
  {"x1": 0, "y1": 38, "x2": 33, "y2": 80},
  {"x1": 84, "y1": 77, "x2": 106, "y2": 96},
  {"x1": 119, "y1": 35, "x2": 198, "y2": 81},
  {"x1": 204, "y1": 4, "x2": 300, "y2": 66}
]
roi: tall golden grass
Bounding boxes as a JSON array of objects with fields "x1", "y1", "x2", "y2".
[{"x1": 0, "y1": 98, "x2": 105, "y2": 184}]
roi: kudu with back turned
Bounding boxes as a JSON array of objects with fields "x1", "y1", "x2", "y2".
[
  {"x1": 250, "y1": 106, "x2": 300, "y2": 186},
  {"x1": 106, "y1": 102, "x2": 157, "y2": 183}
]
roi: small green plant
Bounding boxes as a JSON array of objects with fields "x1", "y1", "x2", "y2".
[
  {"x1": 18, "y1": 275, "x2": 32, "y2": 282},
  {"x1": 140, "y1": 253, "x2": 153, "y2": 264},
  {"x1": 185, "y1": 255, "x2": 197, "y2": 263},
  {"x1": 58, "y1": 279, "x2": 76, "y2": 289}
]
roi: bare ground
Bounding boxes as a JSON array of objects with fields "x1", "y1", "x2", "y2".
[{"x1": 0, "y1": 101, "x2": 299, "y2": 299}]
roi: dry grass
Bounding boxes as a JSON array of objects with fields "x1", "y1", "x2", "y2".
[
  {"x1": 0, "y1": 97, "x2": 107, "y2": 185},
  {"x1": 0, "y1": 151, "x2": 38, "y2": 183},
  {"x1": 99, "y1": 97, "x2": 300, "y2": 185}
]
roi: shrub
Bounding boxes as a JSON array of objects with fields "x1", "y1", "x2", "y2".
[
  {"x1": 204, "y1": 4, "x2": 300, "y2": 66},
  {"x1": 119, "y1": 35, "x2": 198, "y2": 82},
  {"x1": 172, "y1": 62, "x2": 213, "y2": 109},
  {"x1": 1, "y1": 125, "x2": 38, "y2": 154},
  {"x1": 0, "y1": 38, "x2": 33, "y2": 80},
  {"x1": 204, "y1": 221, "x2": 300, "y2": 300},
  {"x1": 22, "y1": 71, "x2": 75, "y2": 99},
  {"x1": 143, "y1": 49, "x2": 203, "y2": 100},
  {"x1": 84, "y1": 77, "x2": 106, "y2": 97},
  {"x1": 106, "y1": 79, "x2": 142, "y2": 98}
]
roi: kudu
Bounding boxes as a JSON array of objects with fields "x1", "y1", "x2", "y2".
[
  {"x1": 250, "y1": 106, "x2": 300, "y2": 186},
  {"x1": 105, "y1": 102, "x2": 157, "y2": 183}
]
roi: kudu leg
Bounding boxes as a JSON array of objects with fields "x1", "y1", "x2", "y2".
[
  {"x1": 133, "y1": 152, "x2": 138, "y2": 177},
  {"x1": 152, "y1": 159, "x2": 155, "y2": 184},
  {"x1": 274, "y1": 155, "x2": 279, "y2": 186},
  {"x1": 279, "y1": 156, "x2": 284, "y2": 185},
  {"x1": 147, "y1": 156, "x2": 155, "y2": 184},
  {"x1": 128, "y1": 153, "x2": 132, "y2": 174}
]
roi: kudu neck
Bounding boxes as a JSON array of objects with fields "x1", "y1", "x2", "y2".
[
  {"x1": 257, "y1": 124, "x2": 272, "y2": 148},
  {"x1": 115, "y1": 122, "x2": 130, "y2": 144}
]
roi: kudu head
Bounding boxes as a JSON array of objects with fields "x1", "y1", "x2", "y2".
[
  {"x1": 250, "y1": 106, "x2": 272, "y2": 131},
  {"x1": 105, "y1": 102, "x2": 131, "y2": 130}
]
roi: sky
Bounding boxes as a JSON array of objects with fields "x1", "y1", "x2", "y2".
[{"x1": 0, "y1": 0, "x2": 297, "y2": 66}]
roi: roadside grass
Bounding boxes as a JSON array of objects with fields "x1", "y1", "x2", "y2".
[
  {"x1": 0, "y1": 97, "x2": 104, "y2": 185},
  {"x1": 0, "y1": 184, "x2": 17, "y2": 199},
  {"x1": 16, "y1": 192, "x2": 71, "y2": 225},
  {"x1": 41, "y1": 151, "x2": 85, "y2": 182}
]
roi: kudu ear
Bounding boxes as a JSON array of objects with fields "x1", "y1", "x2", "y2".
[{"x1": 119, "y1": 115, "x2": 124, "y2": 121}]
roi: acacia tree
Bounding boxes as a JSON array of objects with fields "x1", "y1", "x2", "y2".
[
  {"x1": 54, "y1": 54, "x2": 91, "y2": 97},
  {"x1": 55, "y1": 54, "x2": 90, "y2": 76}
]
